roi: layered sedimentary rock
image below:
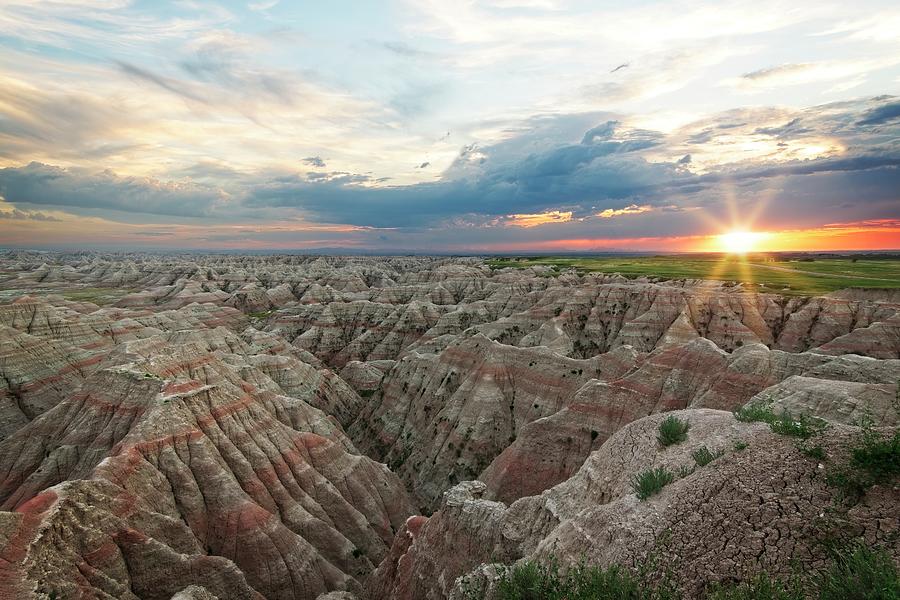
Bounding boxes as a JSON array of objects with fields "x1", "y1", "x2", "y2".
[
  {"x1": 371, "y1": 411, "x2": 899, "y2": 600},
  {"x1": 0, "y1": 281, "x2": 415, "y2": 599},
  {"x1": 0, "y1": 252, "x2": 897, "y2": 600}
]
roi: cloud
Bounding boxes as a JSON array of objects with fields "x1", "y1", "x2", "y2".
[
  {"x1": 117, "y1": 61, "x2": 208, "y2": 104},
  {"x1": 505, "y1": 210, "x2": 573, "y2": 227},
  {"x1": 596, "y1": 204, "x2": 654, "y2": 218},
  {"x1": 134, "y1": 230, "x2": 175, "y2": 237},
  {"x1": 741, "y1": 63, "x2": 814, "y2": 82},
  {"x1": 0, "y1": 162, "x2": 227, "y2": 218},
  {"x1": 753, "y1": 117, "x2": 808, "y2": 138},
  {"x1": 302, "y1": 156, "x2": 326, "y2": 168},
  {"x1": 727, "y1": 58, "x2": 900, "y2": 91},
  {"x1": 380, "y1": 41, "x2": 439, "y2": 60},
  {"x1": 248, "y1": 1, "x2": 280, "y2": 11},
  {"x1": 304, "y1": 171, "x2": 371, "y2": 184},
  {"x1": 242, "y1": 117, "x2": 677, "y2": 227},
  {"x1": 1, "y1": 98, "x2": 897, "y2": 244},
  {"x1": 857, "y1": 101, "x2": 900, "y2": 126},
  {"x1": 0, "y1": 206, "x2": 61, "y2": 221},
  {"x1": 0, "y1": 73, "x2": 141, "y2": 163}
]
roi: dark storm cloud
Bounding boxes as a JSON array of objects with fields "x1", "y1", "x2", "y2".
[
  {"x1": 2, "y1": 98, "x2": 897, "y2": 233},
  {"x1": 0, "y1": 162, "x2": 225, "y2": 218},
  {"x1": 241, "y1": 116, "x2": 680, "y2": 227},
  {"x1": 682, "y1": 155, "x2": 900, "y2": 189},
  {"x1": 857, "y1": 101, "x2": 900, "y2": 126}
]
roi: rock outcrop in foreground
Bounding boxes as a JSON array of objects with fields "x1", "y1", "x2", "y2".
[{"x1": 0, "y1": 252, "x2": 897, "y2": 599}]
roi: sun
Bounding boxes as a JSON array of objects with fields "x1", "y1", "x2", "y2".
[{"x1": 717, "y1": 230, "x2": 768, "y2": 254}]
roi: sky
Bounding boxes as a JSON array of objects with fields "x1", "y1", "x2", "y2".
[{"x1": 0, "y1": 0, "x2": 899, "y2": 253}]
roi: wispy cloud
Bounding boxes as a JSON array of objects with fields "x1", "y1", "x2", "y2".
[
  {"x1": 596, "y1": 204, "x2": 654, "y2": 218},
  {"x1": 726, "y1": 58, "x2": 900, "y2": 91}
]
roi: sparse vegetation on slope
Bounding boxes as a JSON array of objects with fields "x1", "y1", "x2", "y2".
[
  {"x1": 818, "y1": 543, "x2": 900, "y2": 600},
  {"x1": 657, "y1": 415, "x2": 691, "y2": 447},
  {"x1": 734, "y1": 404, "x2": 826, "y2": 439},
  {"x1": 494, "y1": 544, "x2": 899, "y2": 600},
  {"x1": 632, "y1": 466, "x2": 675, "y2": 500},
  {"x1": 706, "y1": 573, "x2": 803, "y2": 600},
  {"x1": 494, "y1": 558, "x2": 680, "y2": 600},
  {"x1": 692, "y1": 445, "x2": 723, "y2": 467},
  {"x1": 827, "y1": 425, "x2": 900, "y2": 500}
]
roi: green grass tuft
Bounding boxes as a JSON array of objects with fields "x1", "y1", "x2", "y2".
[
  {"x1": 632, "y1": 466, "x2": 675, "y2": 501},
  {"x1": 819, "y1": 544, "x2": 900, "y2": 600},
  {"x1": 849, "y1": 428, "x2": 900, "y2": 482},
  {"x1": 799, "y1": 444, "x2": 826, "y2": 460},
  {"x1": 706, "y1": 573, "x2": 803, "y2": 600},
  {"x1": 677, "y1": 464, "x2": 696, "y2": 479},
  {"x1": 657, "y1": 415, "x2": 690, "y2": 447},
  {"x1": 692, "y1": 446, "x2": 723, "y2": 467}
]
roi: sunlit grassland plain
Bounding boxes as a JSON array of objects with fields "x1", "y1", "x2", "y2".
[{"x1": 487, "y1": 255, "x2": 900, "y2": 296}]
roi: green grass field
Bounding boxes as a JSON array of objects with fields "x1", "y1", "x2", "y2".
[{"x1": 486, "y1": 255, "x2": 900, "y2": 296}]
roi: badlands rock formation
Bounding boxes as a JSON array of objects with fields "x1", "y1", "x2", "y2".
[{"x1": 0, "y1": 251, "x2": 897, "y2": 599}]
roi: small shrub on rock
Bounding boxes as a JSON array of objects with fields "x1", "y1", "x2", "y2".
[
  {"x1": 632, "y1": 466, "x2": 675, "y2": 500},
  {"x1": 657, "y1": 416, "x2": 690, "y2": 447},
  {"x1": 692, "y1": 446, "x2": 723, "y2": 467}
]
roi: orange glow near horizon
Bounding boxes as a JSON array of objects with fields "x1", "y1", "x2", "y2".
[
  {"x1": 1, "y1": 209, "x2": 899, "y2": 253},
  {"x1": 691, "y1": 220, "x2": 900, "y2": 253}
]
